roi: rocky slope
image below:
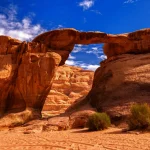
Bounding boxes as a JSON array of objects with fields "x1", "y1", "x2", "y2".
[{"x1": 43, "y1": 65, "x2": 94, "y2": 114}]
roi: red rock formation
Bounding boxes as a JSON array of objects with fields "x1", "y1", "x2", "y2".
[
  {"x1": 0, "y1": 36, "x2": 61, "y2": 127},
  {"x1": 1, "y1": 28, "x2": 150, "y2": 127},
  {"x1": 87, "y1": 54, "x2": 150, "y2": 120},
  {"x1": 33, "y1": 28, "x2": 150, "y2": 63},
  {"x1": 43, "y1": 65, "x2": 94, "y2": 114}
]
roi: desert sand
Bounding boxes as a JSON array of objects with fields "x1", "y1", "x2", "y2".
[{"x1": 0, "y1": 128, "x2": 150, "y2": 150}]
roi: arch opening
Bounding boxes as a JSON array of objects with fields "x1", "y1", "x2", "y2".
[{"x1": 42, "y1": 43, "x2": 107, "y2": 117}]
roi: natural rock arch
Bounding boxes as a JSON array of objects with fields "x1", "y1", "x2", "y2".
[{"x1": 0, "y1": 28, "x2": 150, "y2": 127}]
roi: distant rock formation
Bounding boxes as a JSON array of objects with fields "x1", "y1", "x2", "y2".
[
  {"x1": 43, "y1": 65, "x2": 94, "y2": 114},
  {"x1": 1, "y1": 28, "x2": 150, "y2": 127}
]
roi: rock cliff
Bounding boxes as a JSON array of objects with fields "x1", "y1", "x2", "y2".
[
  {"x1": 1, "y1": 28, "x2": 150, "y2": 127},
  {"x1": 0, "y1": 36, "x2": 62, "y2": 127},
  {"x1": 88, "y1": 53, "x2": 150, "y2": 120},
  {"x1": 42, "y1": 65, "x2": 94, "y2": 114}
]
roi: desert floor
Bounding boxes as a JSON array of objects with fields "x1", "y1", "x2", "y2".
[{"x1": 0, "y1": 128, "x2": 150, "y2": 150}]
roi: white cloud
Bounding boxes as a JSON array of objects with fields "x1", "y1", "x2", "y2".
[
  {"x1": 65, "y1": 59, "x2": 99, "y2": 71},
  {"x1": 68, "y1": 54, "x2": 76, "y2": 60},
  {"x1": 65, "y1": 60, "x2": 77, "y2": 66},
  {"x1": 86, "y1": 51, "x2": 93, "y2": 54},
  {"x1": 86, "y1": 65, "x2": 99, "y2": 70},
  {"x1": 73, "y1": 44, "x2": 107, "y2": 61},
  {"x1": 0, "y1": 4, "x2": 46, "y2": 41},
  {"x1": 73, "y1": 45, "x2": 83, "y2": 53},
  {"x1": 73, "y1": 44, "x2": 102, "y2": 54},
  {"x1": 92, "y1": 47, "x2": 98, "y2": 50},
  {"x1": 99, "y1": 55, "x2": 107, "y2": 60},
  {"x1": 80, "y1": 64, "x2": 99, "y2": 71},
  {"x1": 0, "y1": 28, "x2": 5, "y2": 35},
  {"x1": 124, "y1": 0, "x2": 138, "y2": 4},
  {"x1": 79, "y1": 0, "x2": 94, "y2": 10},
  {"x1": 85, "y1": 45, "x2": 105, "y2": 59}
]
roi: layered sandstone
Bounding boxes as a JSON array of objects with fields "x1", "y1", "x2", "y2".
[
  {"x1": 42, "y1": 65, "x2": 94, "y2": 113},
  {"x1": 1, "y1": 28, "x2": 150, "y2": 127}
]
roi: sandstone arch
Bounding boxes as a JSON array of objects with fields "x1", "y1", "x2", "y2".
[{"x1": 0, "y1": 28, "x2": 150, "y2": 127}]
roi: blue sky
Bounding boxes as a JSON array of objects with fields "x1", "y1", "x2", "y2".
[{"x1": 0, "y1": 0, "x2": 150, "y2": 70}]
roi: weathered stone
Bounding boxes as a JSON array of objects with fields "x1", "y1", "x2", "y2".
[
  {"x1": 33, "y1": 28, "x2": 150, "y2": 64},
  {"x1": 0, "y1": 37, "x2": 61, "y2": 127},
  {"x1": 1, "y1": 28, "x2": 150, "y2": 127},
  {"x1": 43, "y1": 65, "x2": 94, "y2": 114},
  {"x1": 88, "y1": 54, "x2": 150, "y2": 119}
]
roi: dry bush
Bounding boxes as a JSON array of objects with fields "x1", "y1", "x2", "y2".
[
  {"x1": 128, "y1": 103, "x2": 150, "y2": 130},
  {"x1": 87, "y1": 112, "x2": 111, "y2": 131}
]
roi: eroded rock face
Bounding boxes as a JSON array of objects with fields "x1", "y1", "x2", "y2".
[
  {"x1": 1, "y1": 28, "x2": 150, "y2": 127},
  {"x1": 88, "y1": 54, "x2": 150, "y2": 119},
  {"x1": 0, "y1": 36, "x2": 22, "y2": 116},
  {"x1": 0, "y1": 36, "x2": 61, "y2": 127},
  {"x1": 43, "y1": 65, "x2": 94, "y2": 113}
]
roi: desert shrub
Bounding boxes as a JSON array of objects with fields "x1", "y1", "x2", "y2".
[
  {"x1": 128, "y1": 103, "x2": 150, "y2": 130},
  {"x1": 87, "y1": 112, "x2": 111, "y2": 131}
]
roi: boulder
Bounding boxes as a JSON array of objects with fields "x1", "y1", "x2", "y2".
[{"x1": 88, "y1": 54, "x2": 150, "y2": 119}]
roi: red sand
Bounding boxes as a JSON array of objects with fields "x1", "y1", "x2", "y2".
[{"x1": 0, "y1": 128, "x2": 150, "y2": 150}]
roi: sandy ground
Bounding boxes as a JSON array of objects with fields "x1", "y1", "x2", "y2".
[{"x1": 0, "y1": 128, "x2": 150, "y2": 150}]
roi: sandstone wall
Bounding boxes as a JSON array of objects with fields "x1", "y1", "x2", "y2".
[{"x1": 43, "y1": 65, "x2": 94, "y2": 114}]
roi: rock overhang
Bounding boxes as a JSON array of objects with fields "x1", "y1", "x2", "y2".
[{"x1": 32, "y1": 28, "x2": 150, "y2": 65}]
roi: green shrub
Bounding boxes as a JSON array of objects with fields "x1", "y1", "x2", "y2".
[
  {"x1": 128, "y1": 103, "x2": 150, "y2": 130},
  {"x1": 87, "y1": 112, "x2": 111, "y2": 131}
]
